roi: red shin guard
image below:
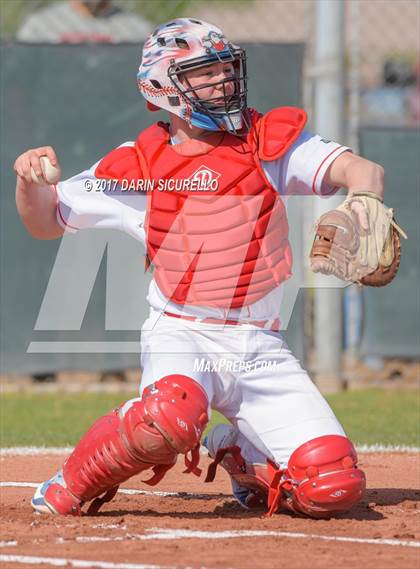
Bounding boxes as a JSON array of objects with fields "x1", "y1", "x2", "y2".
[
  {"x1": 206, "y1": 435, "x2": 365, "y2": 518},
  {"x1": 45, "y1": 375, "x2": 209, "y2": 515}
]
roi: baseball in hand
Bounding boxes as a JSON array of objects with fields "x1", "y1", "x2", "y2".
[{"x1": 31, "y1": 156, "x2": 61, "y2": 184}]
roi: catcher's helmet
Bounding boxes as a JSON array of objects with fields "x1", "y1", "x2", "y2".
[{"x1": 137, "y1": 18, "x2": 248, "y2": 133}]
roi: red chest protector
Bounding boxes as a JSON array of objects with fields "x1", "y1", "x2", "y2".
[{"x1": 96, "y1": 107, "x2": 306, "y2": 309}]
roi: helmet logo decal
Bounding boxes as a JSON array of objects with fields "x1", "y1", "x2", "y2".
[{"x1": 202, "y1": 31, "x2": 228, "y2": 53}]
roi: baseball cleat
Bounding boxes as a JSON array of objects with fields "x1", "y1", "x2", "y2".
[
  {"x1": 203, "y1": 424, "x2": 265, "y2": 510},
  {"x1": 31, "y1": 470, "x2": 78, "y2": 515}
]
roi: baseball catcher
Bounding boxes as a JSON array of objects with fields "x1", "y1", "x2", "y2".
[{"x1": 14, "y1": 17, "x2": 393, "y2": 519}]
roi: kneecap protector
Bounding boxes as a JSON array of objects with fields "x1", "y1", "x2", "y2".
[{"x1": 282, "y1": 434, "x2": 366, "y2": 517}]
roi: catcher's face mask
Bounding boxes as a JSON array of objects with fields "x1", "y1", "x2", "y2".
[{"x1": 168, "y1": 48, "x2": 248, "y2": 133}]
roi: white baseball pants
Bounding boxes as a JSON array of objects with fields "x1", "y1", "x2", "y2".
[{"x1": 139, "y1": 311, "x2": 345, "y2": 468}]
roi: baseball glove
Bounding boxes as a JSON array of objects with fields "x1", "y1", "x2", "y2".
[{"x1": 310, "y1": 191, "x2": 407, "y2": 286}]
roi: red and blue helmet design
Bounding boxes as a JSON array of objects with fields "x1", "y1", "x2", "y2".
[{"x1": 137, "y1": 18, "x2": 248, "y2": 133}]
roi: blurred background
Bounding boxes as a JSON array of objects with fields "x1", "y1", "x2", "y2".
[{"x1": 0, "y1": 0, "x2": 419, "y2": 394}]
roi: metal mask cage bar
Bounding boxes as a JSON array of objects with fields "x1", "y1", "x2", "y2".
[{"x1": 167, "y1": 48, "x2": 249, "y2": 133}]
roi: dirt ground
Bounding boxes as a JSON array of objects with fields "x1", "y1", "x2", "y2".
[{"x1": 0, "y1": 452, "x2": 419, "y2": 569}]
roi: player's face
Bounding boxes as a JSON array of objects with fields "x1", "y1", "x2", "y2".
[{"x1": 181, "y1": 62, "x2": 235, "y2": 103}]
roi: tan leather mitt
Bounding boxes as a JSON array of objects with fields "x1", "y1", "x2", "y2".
[{"x1": 310, "y1": 191, "x2": 407, "y2": 286}]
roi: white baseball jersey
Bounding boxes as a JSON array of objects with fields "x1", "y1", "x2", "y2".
[{"x1": 55, "y1": 131, "x2": 349, "y2": 323}]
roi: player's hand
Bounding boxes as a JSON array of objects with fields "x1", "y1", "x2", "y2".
[{"x1": 14, "y1": 146, "x2": 61, "y2": 185}]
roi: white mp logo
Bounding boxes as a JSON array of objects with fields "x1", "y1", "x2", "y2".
[
  {"x1": 177, "y1": 417, "x2": 188, "y2": 431},
  {"x1": 190, "y1": 165, "x2": 221, "y2": 191}
]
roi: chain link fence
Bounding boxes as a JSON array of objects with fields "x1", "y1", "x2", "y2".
[
  {"x1": 192, "y1": 0, "x2": 419, "y2": 132},
  {"x1": 2, "y1": 0, "x2": 418, "y2": 132}
]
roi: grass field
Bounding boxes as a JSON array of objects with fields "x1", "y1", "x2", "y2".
[{"x1": 0, "y1": 389, "x2": 419, "y2": 448}]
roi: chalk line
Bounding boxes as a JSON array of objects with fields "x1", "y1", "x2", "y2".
[
  {"x1": 0, "y1": 481, "x2": 225, "y2": 501},
  {"x1": 0, "y1": 447, "x2": 73, "y2": 456},
  {"x1": 65, "y1": 527, "x2": 420, "y2": 548},
  {"x1": 0, "y1": 555, "x2": 185, "y2": 568},
  {"x1": 1, "y1": 444, "x2": 419, "y2": 456},
  {"x1": 356, "y1": 444, "x2": 420, "y2": 452},
  {"x1": 1, "y1": 527, "x2": 419, "y2": 552}
]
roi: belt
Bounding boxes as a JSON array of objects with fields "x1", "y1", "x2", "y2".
[{"x1": 163, "y1": 311, "x2": 280, "y2": 332}]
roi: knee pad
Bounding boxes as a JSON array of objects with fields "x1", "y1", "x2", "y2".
[
  {"x1": 46, "y1": 375, "x2": 209, "y2": 515},
  {"x1": 140, "y1": 374, "x2": 209, "y2": 454},
  {"x1": 283, "y1": 435, "x2": 366, "y2": 518}
]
